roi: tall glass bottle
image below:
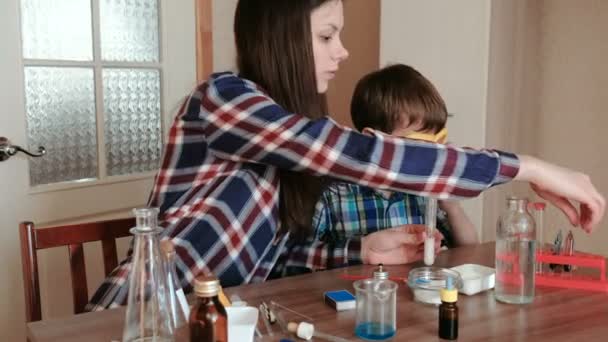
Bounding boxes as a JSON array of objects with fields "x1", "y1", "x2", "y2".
[
  {"x1": 495, "y1": 197, "x2": 536, "y2": 304},
  {"x1": 160, "y1": 240, "x2": 189, "y2": 341},
  {"x1": 123, "y1": 208, "x2": 173, "y2": 342},
  {"x1": 189, "y1": 275, "x2": 228, "y2": 342}
]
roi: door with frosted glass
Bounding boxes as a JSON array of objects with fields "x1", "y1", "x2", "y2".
[{"x1": 0, "y1": 0, "x2": 196, "y2": 340}]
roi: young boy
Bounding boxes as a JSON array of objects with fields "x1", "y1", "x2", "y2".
[{"x1": 312, "y1": 64, "x2": 478, "y2": 263}]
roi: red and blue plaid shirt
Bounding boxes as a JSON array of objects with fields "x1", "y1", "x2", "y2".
[{"x1": 87, "y1": 72, "x2": 518, "y2": 310}]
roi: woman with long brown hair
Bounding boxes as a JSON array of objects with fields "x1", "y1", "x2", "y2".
[{"x1": 87, "y1": 0, "x2": 604, "y2": 310}]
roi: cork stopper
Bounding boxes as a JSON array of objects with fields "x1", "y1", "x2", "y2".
[
  {"x1": 194, "y1": 275, "x2": 220, "y2": 297},
  {"x1": 287, "y1": 322, "x2": 314, "y2": 340}
]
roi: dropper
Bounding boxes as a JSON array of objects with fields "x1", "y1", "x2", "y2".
[
  {"x1": 287, "y1": 322, "x2": 353, "y2": 342},
  {"x1": 424, "y1": 198, "x2": 437, "y2": 265}
]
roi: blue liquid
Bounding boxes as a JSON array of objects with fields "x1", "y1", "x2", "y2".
[{"x1": 355, "y1": 322, "x2": 395, "y2": 341}]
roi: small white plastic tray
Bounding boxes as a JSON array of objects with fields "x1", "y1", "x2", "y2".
[{"x1": 450, "y1": 264, "x2": 495, "y2": 296}]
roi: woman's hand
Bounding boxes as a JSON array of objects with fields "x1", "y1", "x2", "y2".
[
  {"x1": 361, "y1": 225, "x2": 442, "y2": 265},
  {"x1": 516, "y1": 155, "x2": 605, "y2": 232}
]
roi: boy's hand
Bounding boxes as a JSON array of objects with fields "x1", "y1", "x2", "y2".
[
  {"x1": 438, "y1": 199, "x2": 459, "y2": 213},
  {"x1": 361, "y1": 225, "x2": 442, "y2": 265}
]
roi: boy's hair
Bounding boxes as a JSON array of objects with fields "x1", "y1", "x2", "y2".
[{"x1": 350, "y1": 64, "x2": 447, "y2": 134}]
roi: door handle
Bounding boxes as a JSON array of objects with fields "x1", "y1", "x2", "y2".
[{"x1": 0, "y1": 137, "x2": 46, "y2": 162}]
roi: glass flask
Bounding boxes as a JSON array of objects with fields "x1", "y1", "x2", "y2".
[
  {"x1": 123, "y1": 208, "x2": 174, "y2": 342},
  {"x1": 495, "y1": 197, "x2": 536, "y2": 304}
]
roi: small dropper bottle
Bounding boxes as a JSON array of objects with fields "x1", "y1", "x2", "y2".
[{"x1": 438, "y1": 276, "x2": 458, "y2": 340}]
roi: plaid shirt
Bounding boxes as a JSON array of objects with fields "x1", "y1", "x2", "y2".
[
  {"x1": 86, "y1": 72, "x2": 519, "y2": 310},
  {"x1": 314, "y1": 182, "x2": 454, "y2": 244},
  {"x1": 269, "y1": 182, "x2": 453, "y2": 278}
]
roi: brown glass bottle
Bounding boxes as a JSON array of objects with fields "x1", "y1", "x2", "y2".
[
  {"x1": 438, "y1": 278, "x2": 458, "y2": 340},
  {"x1": 189, "y1": 275, "x2": 228, "y2": 342}
]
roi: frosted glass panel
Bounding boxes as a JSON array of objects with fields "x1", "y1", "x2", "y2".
[
  {"x1": 24, "y1": 67, "x2": 98, "y2": 186},
  {"x1": 100, "y1": 0, "x2": 160, "y2": 62},
  {"x1": 20, "y1": 0, "x2": 93, "y2": 61},
  {"x1": 103, "y1": 68, "x2": 161, "y2": 176}
]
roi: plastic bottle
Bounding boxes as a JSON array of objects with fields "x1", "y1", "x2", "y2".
[
  {"x1": 495, "y1": 197, "x2": 536, "y2": 304},
  {"x1": 123, "y1": 208, "x2": 173, "y2": 342},
  {"x1": 438, "y1": 276, "x2": 458, "y2": 340},
  {"x1": 189, "y1": 275, "x2": 228, "y2": 342}
]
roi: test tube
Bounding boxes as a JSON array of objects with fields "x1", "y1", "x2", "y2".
[
  {"x1": 424, "y1": 198, "x2": 437, "y2": 266},
  {"x1": 532, "y1": 202, "x2": 546, "y2": 273}
]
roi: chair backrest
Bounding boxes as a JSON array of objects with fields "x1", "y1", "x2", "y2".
[{"x1": 19, "y1": 217, "x2": 135, "y2": 322}]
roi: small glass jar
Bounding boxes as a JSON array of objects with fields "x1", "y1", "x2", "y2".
[
  {"x1": 353, "y1": 277, "x2": 398, "y2": 341},
  {"x1": 407, "y1": 267, "x2": 463, "y2": 306}
]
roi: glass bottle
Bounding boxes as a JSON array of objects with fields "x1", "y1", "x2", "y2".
[
  {"x1": 123, "y1": 208, "x2": 173, "y2": 342},
  {"x1": 438, "y1": 276, "x2": 458, "y2": 340},
  {"x1": 495, "y1": 197, "x2": 536, "y2": 304},
  {"x1": 189, "y1": 275, "x2": 228, "y2": 342},
  {"x1": 160, "y1": 240, "x2": 190, "y2": 341}
]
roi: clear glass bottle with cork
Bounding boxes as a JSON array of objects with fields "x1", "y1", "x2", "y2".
[{"x1": 189, "y1": 275, "x2": 228, "y2": 342}]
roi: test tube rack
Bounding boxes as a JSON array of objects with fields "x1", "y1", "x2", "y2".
[{"x1": 496, "y1": 250, "x2": 608, "y2": 293}]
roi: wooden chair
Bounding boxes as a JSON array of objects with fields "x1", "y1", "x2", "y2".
[{"x1": 19, "y1": 217, "x2": 136, "y2": 322}]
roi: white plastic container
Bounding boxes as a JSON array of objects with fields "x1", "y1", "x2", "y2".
[
  {"x1": 450, "y1": 264, "x2": 495, "y2": 296},
  {"x1": 226, "y1": 306, "x2": 259, "y2": 342}
]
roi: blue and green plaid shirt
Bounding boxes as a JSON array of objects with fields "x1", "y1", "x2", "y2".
[
  {"x1": 269, "y1": 181, "x2": 453, "y2": 278},
  {"x1": 313, "y1": 181, "x2": 453, "y2": 248}
]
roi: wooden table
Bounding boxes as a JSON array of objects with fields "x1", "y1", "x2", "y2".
[{"x1": 27, "y1": 242, "x2": 608, "y2": 341}]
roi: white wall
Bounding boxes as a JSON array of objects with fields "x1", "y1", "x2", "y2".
[
  {"x1": 212, "y1": 0, "x2": 237, "y2": 72},
  {"x1": 380, "y1": 0, "x2": 492, "y2": 236},
  {"x1": 381, "y1": 0, "x2": 607, "y2": 254},
  {"x1": 534, "y1": 0, "x2": 608, "y2": 255},
  {"x1": 483, "y1": 0, "x2": 539, "y2": 242}
]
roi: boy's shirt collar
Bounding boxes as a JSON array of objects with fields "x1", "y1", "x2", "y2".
[{"x1": 402, "y1": 127, "x2": 448, "y2": 143}]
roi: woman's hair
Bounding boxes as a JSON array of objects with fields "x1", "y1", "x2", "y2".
[
  {"x1": 350, "y1": 64, "x2": 447, "y2": 134},
  {"x1": 234, "y1": 0, "x2": 334, "y2": 240}
]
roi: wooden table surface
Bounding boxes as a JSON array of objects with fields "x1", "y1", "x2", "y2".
[{"x1": 27, "y1": 242, "x2": 608, "y2": 342}]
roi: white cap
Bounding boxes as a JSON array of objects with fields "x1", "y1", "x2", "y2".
[{"x1": 287, "y1": 321, "x2": 314, "y2": 340}]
